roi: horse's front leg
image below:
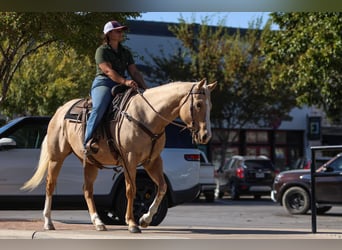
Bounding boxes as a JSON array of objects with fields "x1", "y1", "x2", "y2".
[
  {"x1": 83, "y1": 164, "x2": 106, "y2": 231},
  {"x1": 139, "y1": 156, "x2": 167, "y2": 228},
  {"x1": 124, "y1": 168, "x2": 141, "y2": 233}
]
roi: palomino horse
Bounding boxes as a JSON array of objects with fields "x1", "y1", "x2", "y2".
[{"x1": 21, "y1": 79, "x2": 217, "y2": 233}]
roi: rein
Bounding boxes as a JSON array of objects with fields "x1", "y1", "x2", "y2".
[
  {"x1": 136, "y1": 88, "x2": 188, "y2": 130},
  {"x1": 136, "y1": 84, "x2": 205, "y2": 134}
]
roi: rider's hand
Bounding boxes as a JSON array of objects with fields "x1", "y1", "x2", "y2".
[{"x1": 124, "y1": 79, "x2": 138, "y2": 90}]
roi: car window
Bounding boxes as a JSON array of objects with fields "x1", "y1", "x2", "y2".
[
  {"x1": 327, "y1": 156, "x2": 342, "y2": 172},
  {"x1": 0, "y1": 117, "x2": 24, "y2": 135},
  {"x1": 8, "y1": 123, "x2": 48, "y2": 148},
  {"x1": 228, "y1": 159, "x2": 238, "y2": 169},
  {"x1": 244, "y1": 160, "x2": 273, "y2": 169},
  {"x1": 218, "y1": 159, "x2": 230, "y2": 172}
]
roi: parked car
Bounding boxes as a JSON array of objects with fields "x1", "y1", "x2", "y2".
[
  {"x1": 214, "y1": 155, "x2": 277, "y2": 200},
  {"x1": 271, "y1": 153, "x2": 342, "y2": 215},
  {"x1": 0, "y1": 116, "x2": 201, "y2": 225},
  {"x1": 198, "y1": 151, "x2": 216, "y2": 202}
]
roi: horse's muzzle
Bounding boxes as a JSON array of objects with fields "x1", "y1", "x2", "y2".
[{"x1": 193, "y1": 130, "x2": 211, "y2": 145}]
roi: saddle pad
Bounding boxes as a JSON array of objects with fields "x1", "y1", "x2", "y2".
[{"x1": 64, "y1": 99, "x2": 91, "y2": 122}]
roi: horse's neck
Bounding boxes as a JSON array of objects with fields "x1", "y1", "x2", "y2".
[
  {"x1": 148, "y1": 82, "x2": 191, "y2": 114},
  {"x1": 135, "y1": 82, "x2": 192, "y2": 128}
]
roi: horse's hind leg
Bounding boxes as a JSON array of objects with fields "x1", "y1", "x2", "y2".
[
  {"x1": 43, "y1": 191, "x2": 54, "y2": 229},
  {"x1": 83, "y1": 164, "x2": 106, "y2": 231},
  {"x1": 139, "y1": 156, "x2": 167, "y2": 228},
  {"x1": 43, "y1": 160, "x2": 63, "y2": 230}
]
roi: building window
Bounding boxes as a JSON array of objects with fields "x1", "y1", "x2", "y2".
[
  {"x1": 275, "y1": 131, "x2": 286, "y2": 144},
  {"x1": 246, "y1": 146, "x2": 271, "y2": 157},
  {"x1": 275, "y1": 147, "x2": 287, "y2": 170},
  {"x1": 246, "y1": 131, "x2": 269, "y2": 143},
  {"x1": 211, "y1": 145, "x2": 239, "y2": 167},
  {"x1": 212, "y1": 129, "x2": 239, "y2": 143}
]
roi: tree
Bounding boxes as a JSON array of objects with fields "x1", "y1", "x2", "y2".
[
  {"x1": 143, "y1": 47, "x2": 193, "y2": 84},
  {"x1": 2, "y1": 45, "x2": 93, "y2": 116},
  {"x1": 0, "y1": 12, "x2": 140, "y2": 108},
  {"x1": 148, "y1": 17, "x2": 296, "y2": 167},
  {"x1": 263, "y1": 12, "x2": 342, "y2": 122}
]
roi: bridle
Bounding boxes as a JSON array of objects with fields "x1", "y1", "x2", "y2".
[{"x1": 137, "y1": 84, "x2": 206, "y2": 137}]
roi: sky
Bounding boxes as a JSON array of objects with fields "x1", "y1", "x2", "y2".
[{"x1": 135, "y1": 12, "x2": 271, "y2": 28}]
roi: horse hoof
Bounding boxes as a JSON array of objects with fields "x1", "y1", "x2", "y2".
[
  {"x1": 44, "y1": 224, "x2": 55, "y2": 230},
  {"x1": 128, "y1": 225, "x2": 141, "y2": 233},
  {"x1": 95, "y1": 224, "x2": 107, "y2": 231},
  {"x1": 139, "y1": 218, "x2": 149, "y2": 228}
]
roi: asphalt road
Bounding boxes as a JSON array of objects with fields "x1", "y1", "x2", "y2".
[{"x1": 165, "y1": 196, "x2": 342, "y2": 230}]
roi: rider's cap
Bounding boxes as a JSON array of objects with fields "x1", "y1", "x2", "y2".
[{"x1": 103, "y1": 21, "x2": 128, "y2": 34}]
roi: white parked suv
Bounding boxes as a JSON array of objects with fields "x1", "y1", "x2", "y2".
[{"x1": 0, "y1": 116, "x2": 201, "y2": 225}]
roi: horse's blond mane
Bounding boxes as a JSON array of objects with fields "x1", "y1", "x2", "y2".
[
  {"x1": 161, "y1": 81, "x2": 193, "y2": 86},
  {"x1": 145, "y1": 81, "x2": 194, "y2": 94}
]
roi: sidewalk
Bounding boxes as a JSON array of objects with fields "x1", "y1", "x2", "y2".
[{"x1": 0, "y1": 220, "x2": 342, "y2": 239}]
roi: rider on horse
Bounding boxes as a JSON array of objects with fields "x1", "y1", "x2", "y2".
[{"x1": 84, "y1": 20, "x2": 147, "y2": 155}]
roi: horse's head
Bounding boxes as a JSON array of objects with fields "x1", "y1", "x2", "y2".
[{"x1": 179, "y1": 79, "x2": 217, "y2": 144}]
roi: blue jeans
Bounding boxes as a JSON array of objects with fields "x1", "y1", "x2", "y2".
[{"x1": 84, "y1": 76, "x2": 117, "y2": 147}]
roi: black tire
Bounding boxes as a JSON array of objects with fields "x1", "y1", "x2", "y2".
[
  {"x1": 114, "y1": 175, "x2": 168, "y2": 226},
  {"x1": 254, "y1": 195, "x2": 261, "y2": 200},
  {"x1": 113, "y1": 185, "x2": 129, "y2": 225},
  {"x1": 316, "y1": 206, "x2": 332, "y2": 215},
  {"x1": 230, "y1": 183, "x2": 240, "y2": 200},
  {"x1": 215, "y1": 190, "x2": 224, "y2": 199},
  {"x1": 97, "y1": 210, "x2": 122, "y2": 225},
  {"x1": 204, "y1": 191, "x2": 215, "y2": 202},
  {"x1": 282, "y1": 186, "x2": 310, "y2": 214}
]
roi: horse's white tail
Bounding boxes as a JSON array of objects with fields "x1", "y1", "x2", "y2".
[{"x1": 21, "y1": 136, "x2": 50, "y2": 191}]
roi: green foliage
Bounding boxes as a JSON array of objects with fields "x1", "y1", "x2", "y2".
[
  {"x1": 263, "y1": 12, "x2": 342, "y2": 122},
  {"x1": 166, "y1": 17, "x2": 295, "y2": 129},
  {"x1": 143, "y1": 47, "x2": 193, "y2": 84},
  {"x1": 0, "y1": 12, "x2": 140, "y2": 110},
  {"x1": 2, "y1": 44, "x2": 93, "y2": 116}
]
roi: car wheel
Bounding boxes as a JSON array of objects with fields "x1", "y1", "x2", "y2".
[
  {"x1": 316, "y1": 206, "x2": 332, "y2": 215},
  {"x1": 204, "y1": 191, "x2": 215, "y2": 202},
  {"x1": 282, "y1": 186, "x2": 310, "y2": 214},
  {"x1": 230, "y1": 183, "x2": 240, "y2": 200},
  {"x1": 114, "y1": 175, "x2": 168, "y2": 226},
  {"x1": 254, "y1": 195, "x2": 261, "y2": 200},
  {"x1": 97, "y1": 210, "x2": 122, "y2": 225},
  {"x1": 215, "y1": 190, "x2": 224, "y2": 199}
]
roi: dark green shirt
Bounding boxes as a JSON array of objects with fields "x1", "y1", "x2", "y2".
[{"x1": 95, "y1": 43, "x2": 135, "y2": 77}]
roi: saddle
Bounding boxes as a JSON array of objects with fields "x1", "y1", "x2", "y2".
[{"x1": 64, "y1": 85, "x2": 137, "y2": 162}]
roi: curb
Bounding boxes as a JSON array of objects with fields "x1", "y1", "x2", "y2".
[{"x1": 1, "y1": 227, "x2": 342, "y2": 239}]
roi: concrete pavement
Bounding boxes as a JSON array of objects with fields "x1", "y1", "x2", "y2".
[{"x1": 0, "y1": 220, "x2": 342, "y2": 239}]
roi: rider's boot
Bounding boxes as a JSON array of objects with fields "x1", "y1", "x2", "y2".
[{"x1": 84, "y1": 138, "x2": 99, "y2": 155}]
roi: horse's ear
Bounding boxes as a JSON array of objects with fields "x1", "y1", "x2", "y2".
[
  {"x1": 207, "y1": 81, "x2": 217, "y2": 92},
  {"x1": 198, "y1": 78, "x2": 206, "y2": 89}
]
